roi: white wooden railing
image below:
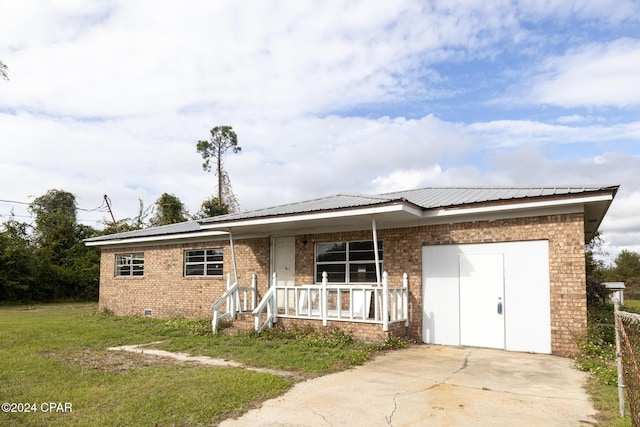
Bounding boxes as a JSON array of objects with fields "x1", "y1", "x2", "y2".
[
  {"x1": 253, "y1": 271, "x2": 409, "y2": 332},
  {"x1": 211, "y1": 273, "x2": 257, "y2": 332},
  {"x1": 252, "y1": 279, "x2": 277, "y2": 334}
]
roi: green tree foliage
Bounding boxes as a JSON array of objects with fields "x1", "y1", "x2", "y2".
[
  {"x1": 150, "y1": 193, "x2": 189, "y2": 226},
  {"x1": 585, "y1": 232, "x2": 608, "y2": 281},
  {"x1": 0, "y1": 189, "x2": 100, "y2": 302},
  {"x1": 614, "y1": 249, "x2": 640, "y2": 280},
  {"x1": 29, "y1": 190, "x2": 79, "y2": 263},
  {"x1": 193, "y1": 195, "x2": 230, "y2": 219},
  {"x1": 0, "y1": 218, "x2": 36, "y2": 301},
  {"x1": 196, "y1": 126, "x2": 241, "y2": 212}
]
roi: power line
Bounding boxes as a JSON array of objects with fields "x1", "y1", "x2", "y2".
[{"x1": 0, "y1": 198, "x2": 109, "y2": 212}]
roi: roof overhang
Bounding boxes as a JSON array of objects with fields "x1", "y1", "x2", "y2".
[
  {"x1": 84, "y1": 230, "x2": 230, "y2": 247},
  {"x1": 198, "y1": 192, "x2": 614, "y2": 242},
  {"x1": 85, "y1": 187, "x2": 616, "y2": 247},
  {"x1": 199, "y1": 201, "x2": 424, "y2": 236}
]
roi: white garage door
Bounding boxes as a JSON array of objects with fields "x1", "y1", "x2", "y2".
[{"x1": 422, "y1": 241, "x2": 551, "y2": 354}]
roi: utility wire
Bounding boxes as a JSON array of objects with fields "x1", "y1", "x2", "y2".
[{"x1": 0, "y1": 198, "x2": 109, "y2": 212}]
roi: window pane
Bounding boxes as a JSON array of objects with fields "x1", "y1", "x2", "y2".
[
  {"x1": 116, "y1": 253, "x2": 144, "y2": 276},
  {"x1": 186, "y1": 251, "x2": 205, "y2": 263},
  {"x1": 316, "y1": 242, "x2": 346, "y2": 262},
  {"x1": 317, "y1": 263, "x2": 346, "y2": 283},
  {"x1": 206, "y1": 251, "x2": 223, "y2": 262},
  {"x1": 349, "y1": 263, "x2": 381, "y2": 282},
  {"x1": 184, "y1": 248, "x2": 223, "y2": 276},
  {"x1": 349, "y1": 241, "x2": 374, "y2": 251},
  {"x1": 186, "y1": 265, "x2": 204, "y2": 276},
  {"x1": 206, "y1": 263, "x2": 223, "y2": 276}
]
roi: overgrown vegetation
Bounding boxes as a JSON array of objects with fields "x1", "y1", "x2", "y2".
[
  {"x1": 575, "y1": 299, "x2": 640, "y2": 426},
  {"x1": 0, "y1": 304, "x2": 407, "y2": 426},
  {"x1": 157, "y1": 324, "x2": 409, "y2": 376},
  {"x1": 579, "y1": 234, "x2": 640, "y2": 426},
  {"x1": 0, "y1": 190, "x2": 100, "y2": 302}
]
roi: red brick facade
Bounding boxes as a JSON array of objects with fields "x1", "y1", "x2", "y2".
[{"x1": 98, "y1": 212, "x2": 586, "y2": 356}]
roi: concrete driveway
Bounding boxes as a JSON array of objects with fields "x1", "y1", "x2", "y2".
[{"x1": 219, "y1": 345, "x2": 597, "y2": 427}]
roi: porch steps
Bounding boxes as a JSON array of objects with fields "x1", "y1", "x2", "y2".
[{"x1": 221, "y1": 312, "x2": 267, "y2": 335}]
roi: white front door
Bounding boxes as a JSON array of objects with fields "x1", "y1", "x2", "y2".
[
  {"x1": 273, "y1": 236, "x2": 295, "y2": 286},
  {"x1": 459, "y1": 253, "x2": 504, "y2": 349}
]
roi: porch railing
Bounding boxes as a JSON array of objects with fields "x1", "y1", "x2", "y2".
[
  {"x1": 252, "y1": 279, "x2": 277, "y2": 334},
  {"x1": 211, "y1": 273, "x2": 257, "y2": 332},
  {"x1": 254, "y1": 271, "x2": 409, "y2": 332}
]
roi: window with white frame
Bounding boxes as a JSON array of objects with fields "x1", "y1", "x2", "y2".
[
  {"x1": 315, "y1": 240, "x2": 383, "y2": 283},
  {"x1": 184, "y1": 248, "x2": 224, "y2": 276},
  {"x1": 115, "y1": 253, "x2": 144, "y2": 277}
]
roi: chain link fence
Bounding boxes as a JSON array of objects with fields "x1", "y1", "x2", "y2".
[{"x1": 615, "y1": 310, "x2": 640, "y2": 426}]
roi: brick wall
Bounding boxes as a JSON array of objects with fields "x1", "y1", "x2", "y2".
[
  {"x1": 99, "y1": 237, "x2": 270, "y2": 319},
  {"x1": 97, "y1": 212, "x2": 586, "y2": 356},
  {"x1": 293, "y1": 213, "x2": 586, "y2": 356}
]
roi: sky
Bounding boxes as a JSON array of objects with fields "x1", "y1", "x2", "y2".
[{"x1": 1, "y1": 0, "x2": 639, "y2": 264}]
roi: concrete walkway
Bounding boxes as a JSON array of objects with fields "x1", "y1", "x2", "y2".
[
  {"x1": 219, "y1": 345, "x2": 598, "y2": 427},
  {"x1": 107, "y1": 342, "x2": 301, "y2": 379}
]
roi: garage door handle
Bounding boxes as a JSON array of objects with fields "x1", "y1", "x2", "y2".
[{"x1": 497, "y1": 298, "x2": 503, "y2": 315}]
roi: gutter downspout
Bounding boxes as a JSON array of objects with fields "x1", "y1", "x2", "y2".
[
  {"x1": 372, "y1": 218, "x2": 381, "y2": 286},
  {"x1": 229, "y1": 231, "x2": 238, "y2": 284}
]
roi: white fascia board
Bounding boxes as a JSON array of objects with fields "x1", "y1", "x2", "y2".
[
  {"x1": 200, "y1": 203, "x2": 423, "y2": 230},
  {"x1": 422, "y1": 194, "x2": 613, "y2": 219},
  {"x1": 84, "y1": 230, "x2": 230, "y2": 247}
]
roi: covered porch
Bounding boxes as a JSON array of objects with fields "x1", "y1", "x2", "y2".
[{"x1": 211, "y1": 270, "x2": 410, "y2": 341}]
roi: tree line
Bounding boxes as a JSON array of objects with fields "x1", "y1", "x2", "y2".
[
  {"x1": 586, "y1": 233, "x2": 640, "y2": 303},
  {"x1": 0, "y1": 188, "x2": 232, "y2": 303},
  {"x1": 0, "y1": 126, "x2": 242, "y2": 302}
]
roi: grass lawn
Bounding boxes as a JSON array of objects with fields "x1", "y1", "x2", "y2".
[{"x1": 0, "y1": 304, "x2": 398, "y2": 426}]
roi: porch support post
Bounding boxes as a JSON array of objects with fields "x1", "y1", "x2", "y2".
[
  {"x1": 372, "y1": 219, "x2": 381, "y2": 286},
  {"x1": 227, "y1": 273, "x2": 235, "y2": 319},
  {"x1": 322, "y1": 271, "x2": 328, "y2": 327},
  {"x1": 229, "y1": 231, "x2": 238, "y2": 285},
  {"x1": 403, "y1": 272, "x2": 409, "y2": 327},
  {"x1": 382, "y1": 271, "x2": 389, "y2": 332},
  {"x1": 251, "y1": 273, "x2": 257, "y2": 311},
  {"x1": 272, "y1": 272, "x2": 278, "y2": 325}
]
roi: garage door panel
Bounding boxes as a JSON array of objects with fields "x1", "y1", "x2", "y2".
[
  {"x1": 422, "y1": 241, "x2": 551, "y2": 354},
  {"x1": 503, "y1": 241, "x2": 551, "y2": 353},
  {"x1": 422, "y1": 246, "x2": 460, "y2": 345},
  {"x1": 459, "y1": 253, "x2": 505, "y2": 349}
]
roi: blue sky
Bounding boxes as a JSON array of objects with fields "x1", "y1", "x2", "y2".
[{"x1": 1, "y1": 0, "x2": 639, "y2": 262}]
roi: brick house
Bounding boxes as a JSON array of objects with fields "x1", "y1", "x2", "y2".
[{"x1": 85, "y1": 186, "x2": 618, "y2": 356}]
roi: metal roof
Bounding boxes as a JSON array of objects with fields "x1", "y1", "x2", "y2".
[
  {"x1": 85, "y1": 185, "x2": 618, "y2": 244},
  {"x1": 200, "y1": 185, "x2": 617, "y2": 224}
]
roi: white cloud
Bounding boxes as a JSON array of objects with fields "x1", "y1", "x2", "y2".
[
  {"x1": 1, "y1": 0, "x2": 639, "y2": 263},
  {"x1": 529, "y1": 38, "x2": 640, "y2": 108},
  {"x1": 372, "y1": 166, "x2": 443, "y2": 193}
]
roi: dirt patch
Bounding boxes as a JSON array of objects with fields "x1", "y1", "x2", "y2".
[
  {"x1": 39, "y1": 348, "x2": 172, "y2": 374},
  {"x1": 18, "y1": 303, "x2": 97, "y2": 312}
]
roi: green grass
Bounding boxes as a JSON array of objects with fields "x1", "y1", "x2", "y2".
[
  {"x1": 0, "y1": 304, "x2": 402, "y2": 426},
  {"x1": 156, "y1": 326, "x2": 393, "y2": 376}
]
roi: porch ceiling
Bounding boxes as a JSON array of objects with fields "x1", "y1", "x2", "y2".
[{"x1": 206, "y1": 203, "x2": 425, "y2": 237}]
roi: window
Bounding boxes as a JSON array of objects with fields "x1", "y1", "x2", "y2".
[
  {"x1": 315, "y1": 240, "x2": 383, "y2": 283},
  {"x1": 115, "y1": 253, "x2": 144, "y2": 277},
  {"x1": 184, "y1": 248, "x2": 224, "y2": 276}
]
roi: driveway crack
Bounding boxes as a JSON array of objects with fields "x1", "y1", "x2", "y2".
[{"x1": 386, "y1": 350, "x2": 472, "y2": 425}]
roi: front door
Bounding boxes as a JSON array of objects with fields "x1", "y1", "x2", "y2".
[
  {"x1": 459, "y1": 253, "x2": 505, "y2": 349},
  {"x1": 273, "y1": 236, "x2": 295, "y2": 286}
]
